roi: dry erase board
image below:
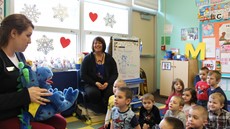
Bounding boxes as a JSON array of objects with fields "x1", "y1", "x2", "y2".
[{"x1": 111, "y1": 37, "x2": 140, "y2": 80}]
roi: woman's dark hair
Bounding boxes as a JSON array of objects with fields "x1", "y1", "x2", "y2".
[
  {"x1": 164, "y1": 117, "x2": 184, "y2": 129},
  {"x1": 91, "y1": 36, "x2": 106, "y2": 52},
  {"x1": 0, "y1": 14, "x2": 34, "y2": 47},
  {"x1": 183, "y1": 87, "x2": 197, "y2": 104}
]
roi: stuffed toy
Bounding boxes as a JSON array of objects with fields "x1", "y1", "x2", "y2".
[{"x1": 17, "y1": 62, "x2": 79, "y2": 129}]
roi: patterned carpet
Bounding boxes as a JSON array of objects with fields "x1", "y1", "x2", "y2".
[{"x1": 66, "y1": 103, "x2": 165, "y2": 129}]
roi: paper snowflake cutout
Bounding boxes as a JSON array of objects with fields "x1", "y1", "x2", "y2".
[
  {"x1": 52, "y1": 4, "x2": 68, "y2": 22},
  {"x1": 36, "y1": 35, "x2": 54, "y2": 55},
  {"x1": 20, "y1": 4, "x2": 41, "y2": 23},
  {"x1": 104, "y1": 13, "x2": 116, "y2": 28}
]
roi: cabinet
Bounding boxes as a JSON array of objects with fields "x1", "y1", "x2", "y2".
[{"x1": 160, "y1": 59, "x2": 198, "y2": 96}]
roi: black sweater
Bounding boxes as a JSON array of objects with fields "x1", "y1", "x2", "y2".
[
  {"x1": 80, "y1": 52, "x2": 118, "y2": 87},
  {"x1": 138, "y1": 105, "x2": 162, "y2": 128},
  {"x1": 0, "y1": 50, "x2": 30, "y2": 120}
]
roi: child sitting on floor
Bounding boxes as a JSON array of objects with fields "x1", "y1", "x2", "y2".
[
  {"x1": 159, "y1": 117, "x2": 184, "y2": 129},
  {"x1": 186, "y1": 105, "x2": 208, "y2": 129},
  {"x1": 103, "y1": 79, "x2": 126, "y2": 129},
  {"x1": 164, "y1": 96, "x2": 186, "y2": 127},
  {"x1": 207, "y1": 70, "x2": 228, "y2": 111},
  {"x1": 164, "y1": 78, "x2": 184, "y2": 114},
  {"x1": 138, "y1": 93, "x2": 161, "y2": 129},
  {"x1": 110, "y1": 87, "x2": 141, "y2": 129},
  {"x1": 182, "y1": 87, "x2": 197, "y2": 118},
  {"x1": 206, "y1": 92, "x2": 230, "y2": 128}
]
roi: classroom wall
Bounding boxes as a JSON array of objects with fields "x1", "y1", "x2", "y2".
[
  {"x1": 156, "y1": 0, "x2": 230, "y2": 100},
  {"x1": 156, "y1": 0, "x2": 200, "y2": 89}
]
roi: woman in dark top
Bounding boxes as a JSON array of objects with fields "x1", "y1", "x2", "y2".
[
  {"x1": 0, "y1": 14, "x2": 66, "y2": 129},
  {"x1": 81, "y1": 36, "x2": 118, "y2": 113}
]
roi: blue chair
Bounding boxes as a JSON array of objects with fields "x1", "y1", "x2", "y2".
[{"x1": 52, "y1": 71, "x2": 78, "y2": 117}]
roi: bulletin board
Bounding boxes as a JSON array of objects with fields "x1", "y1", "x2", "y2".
[
  {"x1": 200, "y1": 20, "x2": 230, "y2": 74},
  {"x1": 200, "y1": 18, "x2": 230, "y2": 100},
  {"x1": 198, "y1": 0, "x2": 230, "y2": 100}
]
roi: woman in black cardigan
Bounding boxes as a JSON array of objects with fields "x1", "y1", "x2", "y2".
[{"x1": 81, "y1": 36, "x2": 118, "y2": 113}]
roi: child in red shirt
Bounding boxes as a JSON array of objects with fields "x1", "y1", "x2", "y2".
[{"x1": 195, "y1": 67, "x2": 209, "y2": 107}]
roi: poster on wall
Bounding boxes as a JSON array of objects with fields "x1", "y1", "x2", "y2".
[
  {"x1": 203, "y1": 38, "x2": 216, "y2": 58},
  {"x1": 210, "y1": 0, "x2": 226, "y2": 4},
  {"x1": 202, "y1": 23, "x2": 214, "y2": 37},
  {"x1": 181, "y1": 27, "x2": 198, "y2": 41},
  {"x1": 195, "y1": 0, "x2": 209, "y2": 7},
  {"x1": 203, "y1": 60, "x2": 216, "y2": 70},
  {"x1": 198, "y1": 1, "x2": 230, "y2": 21},
  {"x1": 219, "y1": 22, "x2": 230, "y2": 53},
  {"x1": 0, "y1": 0, "x2": 4, "y2": 22},
  {"x1": 221, "y1": 53, "x2": 230, "y2": 73}
]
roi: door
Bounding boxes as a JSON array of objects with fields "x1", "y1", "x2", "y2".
[{"x1": 132, "y1": 11, "x2": 156, "y2": 93}]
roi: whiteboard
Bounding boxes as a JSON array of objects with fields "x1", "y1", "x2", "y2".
[{"x1": 112, "y1": 37, "x2": 140, "y2": 80}]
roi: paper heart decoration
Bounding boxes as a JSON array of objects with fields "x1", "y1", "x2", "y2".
[
  {"x1": 89, "y1": 12, "x2": 98, "y2": 22},
  {"x1": 60, "y1": 37, "x2": 70, "y2": 48}
]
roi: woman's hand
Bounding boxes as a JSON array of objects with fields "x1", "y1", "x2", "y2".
[
  {"x1": 28, "y1": 87, "x2": 53, "y2": 105},
  {"x1": 96, "y1": 82, "x2": 108, "y2": 90},
  {"x1": 95, "y1": 82, "x2": 103, "y2": 90},
  {"x1": 142, "y1": 123, "x2": 149, "y2": 129},
  {"x1": 101, "y1": 82, "x2": 108, "y2": 90}
]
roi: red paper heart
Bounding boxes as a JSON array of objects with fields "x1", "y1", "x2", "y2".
[
  {"x1": 60, "y1": 37, "x2": 70, "y2": 48},
  {"x1": 89, "y1": 12, "x2": 98, "y2": 22}
]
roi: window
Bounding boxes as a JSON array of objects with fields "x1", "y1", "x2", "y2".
[
  {"x1": 13, "y1": 0, "x2": 80, "y2": 29},
  {"x1": 83, "y1": 1, "x2": 129, "y2": 34},
  {"x1": 24, "y1": 31, "x2": 78, "y2": 70},
  {"x1": 12, "y1": 0, "x2": 80, "y2": 71},
  {"x1": 10, "y1": 0, "x2": 131, "y2": 70},
  {"x1": 82, "y1": 0, "x2": 131, "y2": 53}
]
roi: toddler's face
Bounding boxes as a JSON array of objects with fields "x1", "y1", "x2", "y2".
[
  {"x1": 187, "y1": 109, "x2": 206, "y2": 128},
  {"x1": 199, "y1": 70, "x2": 208, "y2": 81},
  {"x1": 182, "y1": 91, "x2": 192, "y2": 104},
  {"x1": 142, "y1": 99, "x2": 154, "y2": 111},
  {"x1": 174, "y1": 82, "x2": 183, "y2": 92},
  {"x1": 208, "y1": 97, "x2": 224, "y2": 112},
  {"x1": 169, "y1": 97, "x2": 181, "y2": 111},
  {"x1": 207, "y1": 74, "x2": 218, "y2": 87},
  {"x1": 113, "y1": 82, "x2": 124, "y2": 94},
  {"x1": 114, "y1": 90, "x2": 128, "y2": 109}
]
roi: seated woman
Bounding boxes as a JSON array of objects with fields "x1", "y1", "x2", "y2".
[{"x1": 80, "y1": 36, "x2": 118, "y2": 113}]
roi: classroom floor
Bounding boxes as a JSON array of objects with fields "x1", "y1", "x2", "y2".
[{"x1": 66, "y1": 90, "x2": 167, "y2": 129}]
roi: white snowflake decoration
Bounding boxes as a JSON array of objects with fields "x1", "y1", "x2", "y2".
[
  {"x1": 36, "y1": 35, "x2": 54, "y2": 55},
  {"x1": 20, "y1": 4, "x2": 41, "y2": 23},
  {"x1": 52, "y1": 4, "x2": 68, "y2": 22},
  {"x1": 104, "y1": 13, "x2": 116, "y2": 28}
]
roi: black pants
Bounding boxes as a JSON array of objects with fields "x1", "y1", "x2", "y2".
[{"x1": 84, "y1": 84, "x2": 113, "y2": 113}]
